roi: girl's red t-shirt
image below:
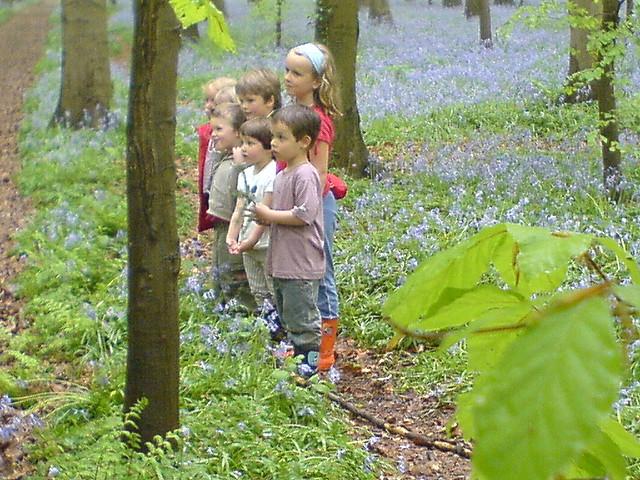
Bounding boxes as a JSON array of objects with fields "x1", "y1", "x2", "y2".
[{"x1": 197, "y1": 123, "x2": 216, "y2": 232}]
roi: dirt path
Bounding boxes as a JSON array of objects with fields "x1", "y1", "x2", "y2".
[
  {"x1": 0, "y1": 2, "x2": 55, "y2": 478},
  {"x1": 0, "y1": 1, "x2": 54, "y2": 328}
]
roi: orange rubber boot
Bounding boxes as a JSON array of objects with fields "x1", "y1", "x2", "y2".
[{"x1": 318, "y1": 318, "x2": 339, "y2": 372}]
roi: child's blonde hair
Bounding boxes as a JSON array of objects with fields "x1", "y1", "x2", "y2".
[
  {"x1": 214, "y1": 85, "x2": 238, "y2": 105},
  {"x1": 202, "y1": 77, "x2": 236, "y2": 98},
  {"x1": 291, "y1": 43, "x2": 341, "y2": 118},
  {"x1": 236, "y1": 69, "x2": 282, "y2": 110}
]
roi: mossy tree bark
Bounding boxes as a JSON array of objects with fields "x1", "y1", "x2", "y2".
[
  {"x1": 479, "y1": 0, "x2": 492, "y2": 46},
  {"x1": 316, "y1": 0, "x2": 369, "y2": 177},
  {"x1": 566, "y1": 0, "x2": 601, "y2": 103},
  {"x1": 51, "y1": 0, "x2": 112, "y2": 128},
  {"x1": 596, "y1": 0, "x2": 622, "y2": 199},
  {"x1": 124, "y1": 0, "x2": 181, "y2": 450}
]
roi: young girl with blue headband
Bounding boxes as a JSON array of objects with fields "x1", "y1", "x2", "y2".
[{"x1": 283, "y1": 42, "x2": 343, "y2": 373}]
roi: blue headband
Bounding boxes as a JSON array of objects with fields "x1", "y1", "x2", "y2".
[{"x1": 294, "y1": 43, "x2": 325, "y2": 75}]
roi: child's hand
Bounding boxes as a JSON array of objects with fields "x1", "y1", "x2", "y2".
[
  {"x1": 232, "y1": 146, "x2": 245, "y2": 166},
  {"x1": 252, "y1": 203, "x2": 271, "y2": 225},
  {"x1": 226, "y1": 237, "x2": 238, "y2": 254}
]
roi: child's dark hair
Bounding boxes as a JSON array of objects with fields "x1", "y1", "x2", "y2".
[
  {"x1": 240, "y1": 117, "x2": 272, "y2": 150},
  {"x1": 236, "y1": 69, "x2": 282, "y2": 110},
  {"x1": 271, "y1": 105, "x2": 320, "y2": 145},
  {"x1": 211, "y1": 102, "x2": 245, "y2": 131}
]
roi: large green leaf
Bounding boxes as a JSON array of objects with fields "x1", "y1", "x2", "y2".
[
  {"x1": 599, "y1": 417, "x2": 640, "y2": 457},
  {"x1": 169, "y1": 0, "x2": 236, "y2": 52},
  {"x1": 586, "y1": 429, "x2": 627, "y2": 480},
  {"x1": 499, "y1": 224, "x2": 594, "y2": 295},
  {"x1": 383, "y1": 224, "x2": 507, "y2": 331},
  {"x1": 472, "y1": 295, "x2": 622, "y2": 480},
  {"x1": 411, "y1": 285, "x2": 526, "y2": 332},
  {"x1": 612, "y1": 284, "x2": 640, "y2": 310}
]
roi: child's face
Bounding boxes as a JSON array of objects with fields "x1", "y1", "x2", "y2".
[
  {"x1": 210, "y1": 116, "x2": 240, "y2": 152},
  {"x1": 239, "y1": 94, "x2": 274, "y2": 119},
  {"x1": 240, "y1": 135, "x2": 270, "y2": 165},
  {"x1": 284, "y1": 51, "x2": 321, "y2": 101},
  {"x1": 270, "y1": 122, "x2": 308, "y2": 164},
  {"x1": 204, "y1": 85, "x2": 218, "y2": 117}
]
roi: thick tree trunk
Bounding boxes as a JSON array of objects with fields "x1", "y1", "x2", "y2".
[
  {"x1": 124, "y1": 0, "x2": 181, "y2": 450},
  {"x1": 465, "y1": 0, "x2": 481, "y2": 17},
  {"x1": 566, "y1": 0, "x2": 601, "y2": 103},
  {"x1": 597, "y1": 0, "x2": 622, "y2": 199},
  {"x1": 479, "y1": 0, "x2": 492, "y2": 47},
  {"x1": 369, "y1": 0, "x2": 393, "y2": 24},
  {"x1": 52, "y1": 0, "x2": 112, "y2": 128},
  {"x1": 316, "y1": 0, "x2": 369, "y2": 177}
]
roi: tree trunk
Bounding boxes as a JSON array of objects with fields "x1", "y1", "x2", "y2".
[
  {"x1": 316, "y1": 0, "x2": 369, "y2": 177},
  {"x1": 479, "y1": 0, "x2": 492, "y2": 47},
  {"x1": 596, "y1": 0, "x2": 622, "y2": 199},
  {"x1": 51, "y1": 0, "x2": 112, "y2": 128},
  {"x1": 443, "y1": 0, "x2": 463, "y2": 7},
  {"x1": 465, "y1": 0, "x2": 481, "y2": 17},
  {"x1": 565, "y1": 0, "x2": 600, "y2": 103},
  {"x1": 494, "y1": 0, "x2": 515, "y2": 5},
  {"x1": 276, "y1": 0, "x2": 282, "y2": 47},
  {"x1": 369, "y1": 0, "x2": 393, "y2": 24},
  {"x1": 125, "y1": 0, "x2": 181, "y2": 450},
  {"x1": 627, "y1": 0, "x2": 633, "y2": 19}
]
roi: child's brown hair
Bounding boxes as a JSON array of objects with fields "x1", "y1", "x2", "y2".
[
  {"x1": 240, "y1": 118, "x2": 273, "y2": 150},
  {"x1": 236, "y1": 69, "x2": 282, "y2": 110},
  {"x1": 271, "y1": 105, "x2": 320, "y2": 147}
]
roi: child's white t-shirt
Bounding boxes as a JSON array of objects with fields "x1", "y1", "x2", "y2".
[{"x1": 237, "y1": 161, "x2": 277, "y2": 250}]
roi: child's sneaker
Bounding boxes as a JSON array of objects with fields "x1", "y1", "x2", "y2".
[{"x1": 295, "y1": 350, "x2": 319, "y2": 379}]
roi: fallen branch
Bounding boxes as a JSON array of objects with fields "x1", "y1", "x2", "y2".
[{"x1": 293, "y1": 376, "x2": 472, "y2": 459}]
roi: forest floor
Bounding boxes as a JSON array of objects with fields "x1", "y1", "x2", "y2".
[
  {"x1": 0, "y1": 3, "x2": 471, "y2": 478},
  {"x1": 0, "y1": 2, "x2": 55, "y2": 477},
  {"x1": 178, "y1": 158, "x2": 472, "y2": 479}
]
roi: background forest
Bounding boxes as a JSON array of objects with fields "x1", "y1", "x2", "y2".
[{"x1": 1, "y1": 0, "x2": 640, "y2": 478}]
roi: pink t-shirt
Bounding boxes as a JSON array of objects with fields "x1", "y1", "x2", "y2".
[
  {"x1": 267, "y1": 162, "x2": 325, "y2": 280},
  {"x1": 276, "y1": 105, "x2": 335, "y2": 196}
]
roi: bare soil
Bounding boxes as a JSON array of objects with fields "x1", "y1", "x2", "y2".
[{"x1": 0, "y1": 2, "x2": 55, "y2": 478}]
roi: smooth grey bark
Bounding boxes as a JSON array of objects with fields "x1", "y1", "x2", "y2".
[{"x1": 124, "y1": 0, "x2": 181, "y2": 450}]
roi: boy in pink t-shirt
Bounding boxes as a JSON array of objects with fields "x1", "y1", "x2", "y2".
[{"x1": 253, "y1": 105, "x2": 324, "y2": 377}]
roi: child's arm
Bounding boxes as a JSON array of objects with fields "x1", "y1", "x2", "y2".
[
  {"x1": 253, "y1": 201, "x2": 306, "y2": 226},
  {"x1": 237, "y1": 192, "x2": 273, "y2": 252},
  {"x1": 226, "y1": 196, "x2": 246, "y2": 253},
  {"x1": 309, "y1": 142, "x2": 328, "y2": 190}
]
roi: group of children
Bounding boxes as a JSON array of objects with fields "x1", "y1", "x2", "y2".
[{"x1": 196, "y1": 43, "x2": 345, "y2": 376}]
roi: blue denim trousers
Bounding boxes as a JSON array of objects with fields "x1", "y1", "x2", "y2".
[{"x1": 318, "y1": 191, "x2": 339, "y2": 318}]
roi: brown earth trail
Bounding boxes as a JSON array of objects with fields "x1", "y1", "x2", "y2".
[
  {"x1": 0, "y1": 1, "x2": 54, "y2": 328},
  {"x1": 0, "y1": 2, "x2": 54, "y2": 478}
]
